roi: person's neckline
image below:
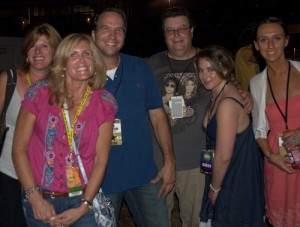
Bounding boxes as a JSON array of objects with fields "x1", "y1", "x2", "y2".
[{"x1": 166, "y1": 47, "x2": 197, "y2": 61}]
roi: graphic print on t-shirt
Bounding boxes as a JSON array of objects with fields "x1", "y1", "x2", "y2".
[{"x1": 159, "y1": 72, "x2": 200, "y2": 134}]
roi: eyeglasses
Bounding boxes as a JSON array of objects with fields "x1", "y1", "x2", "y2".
[
  {"x1": 165, "y1": 83, "x2": 175, "y2": 88},
  {"x1": 164, "y1": 26, "x2": 191, "y2": 36}
]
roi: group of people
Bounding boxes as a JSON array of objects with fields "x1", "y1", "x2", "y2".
[{"x1": 0, "y1": 5, "x2": 299, "y2": 227}]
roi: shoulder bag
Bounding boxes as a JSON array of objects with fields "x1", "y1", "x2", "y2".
[{"x1": 0, "y1": 69, "x2": 17, "y2": 155}]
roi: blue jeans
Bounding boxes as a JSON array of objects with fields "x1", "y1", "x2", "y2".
[
  {"x1": 22, "y1": 190, "x2": 97, "y2": 227},
  {"x1": 104, "y1": 181, "x2": 169, "y2": 227}
]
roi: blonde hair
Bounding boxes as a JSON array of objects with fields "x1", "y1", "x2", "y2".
[{"x1": 48, "y1": 33, "x2": 106, "y2": 108}]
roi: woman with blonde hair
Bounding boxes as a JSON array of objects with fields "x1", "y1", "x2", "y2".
[{"x1": 12, "y1": 33, "x2": 117, "y2": 226}]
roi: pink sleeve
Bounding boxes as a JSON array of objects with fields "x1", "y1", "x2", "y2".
[
  {"x1": 21, "y1": 80, "x2": 49, "y2": 116},
  {"x1": 97, "y1": 89, "x2": 118, "y2": 123}
]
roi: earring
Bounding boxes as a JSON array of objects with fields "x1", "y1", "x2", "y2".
[{"x1": 62, "y1": 74, "x2": 64, "y2": 78}]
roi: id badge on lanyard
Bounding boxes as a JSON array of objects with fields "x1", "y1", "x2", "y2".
[
  {"x1": 169, "y1": 96, "x2": 186, "y2": 119},
  {"x1": 111, "y1": 118, "x2": 122, "y2": 145}
]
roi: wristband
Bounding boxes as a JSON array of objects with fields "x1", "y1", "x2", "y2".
[
  {"x1": 209, "y1": 184, "x2": 221, "y2": 193},
  {"x1": 82, "y1": 198, "x2": 93, "y2": 211},
  {"x1": 25, "y1": 185, "x2": 39, "y2": 198}
]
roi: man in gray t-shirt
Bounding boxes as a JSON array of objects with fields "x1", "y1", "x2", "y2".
[{"x1": 147, "y1": 7, "x2": 209, "y2": 227}]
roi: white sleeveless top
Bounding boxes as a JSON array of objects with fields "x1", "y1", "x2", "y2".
[{"x1": 0, "y1": 87, "x2": 22, "y2": 179}]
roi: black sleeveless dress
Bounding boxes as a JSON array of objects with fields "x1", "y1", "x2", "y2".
[{"x1": 200, "y1": 97, "x2": 265, "y2": 227}]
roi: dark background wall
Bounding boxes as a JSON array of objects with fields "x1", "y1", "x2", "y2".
[{"x1": 0, "y1": 0, "x2": 300, "y2": 58}]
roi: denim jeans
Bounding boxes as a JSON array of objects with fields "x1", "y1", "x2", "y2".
[
  {"x1": 104, "y1": 181, "x2": 169, "y2": 227},
  {"x1": 22, "y1": 190, "x2": 97, "y2": 227}
]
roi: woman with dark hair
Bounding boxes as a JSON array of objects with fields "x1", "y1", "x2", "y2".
[
  {"x1": 250, "y1": 17, "x2": 300, "y2": 227},
  {"x1": 196, "y1": 45, "x2": 264, "y2": 227}
]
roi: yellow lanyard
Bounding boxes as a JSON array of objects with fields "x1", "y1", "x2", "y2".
[
  {"x1": 25, "y1": 73, "x2": 31, "y2": 86},
  {"x1": 62, "y1": 85, "x2": 91, "y2": 158}
]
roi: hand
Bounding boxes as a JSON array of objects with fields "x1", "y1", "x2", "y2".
[
  {"x1": 208, "y1": 191, "x2": 218, "y2": 205},
  {"x1": 49, "y1": 203, "x2": 88, "y2": 227},
  {"x1": 282, "y1": 128, "x2": 300, "y2": 150},
  {"x1": 28, "y1": 193, "x2": 56, "y2": 223},
  {"x1": 238, "y1": 89, "x2": 253, "y2": 114},
  {"x1": 151, "y1": 162, "x2": 176, "y2": 197},
  {"x1": 268, "y1": 153, "x2": 297, "y2": 174}
]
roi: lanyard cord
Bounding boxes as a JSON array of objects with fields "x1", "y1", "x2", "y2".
[
  {"x1": 267, "y1": 61, "x2": 291, "y2": 130},
  {"x1": 62, "y1": 85, "x2": 91, "y2": 159},
  {"x1": 205, "y1": 81, "x2": 228, "y2": 148},
  {"x1": 25, "y1": 72, "x2": 31, "y2": 86},
  {"x1": 166, "y1": 49, "x2": 197, "y2": 94}
]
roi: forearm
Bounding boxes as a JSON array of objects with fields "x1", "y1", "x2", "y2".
[
  {"x1": 256, "y1": 138, "x2": 273, "y2": 159},
  {"x1": 151, "y1": 109, "x2": 175, "y2": 165},
  {"x1": 83, "y1": 161, "x2": 107, "y2": 202},
  {"x1": 83, "y1": 122, "x2": 112, "y2": 202},
  {"x1": 12, "y1": 109, "x2": 37, "y2": 190},
  {"x1": 211, "y1": 156, "x2": 231, "y2": 190}
]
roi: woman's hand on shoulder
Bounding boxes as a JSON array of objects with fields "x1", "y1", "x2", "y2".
[{"x1": 238, "y1": 89, "x2": 253, "y2": 114}]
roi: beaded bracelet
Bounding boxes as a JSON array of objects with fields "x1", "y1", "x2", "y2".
[
  {"x1": 25, "y1": 185, "x2": 39, "y2": 198},
  {"x1": 209, "y1": 183, "x2": 221, "y2": 193}
]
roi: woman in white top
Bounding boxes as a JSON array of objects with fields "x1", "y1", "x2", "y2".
[
  {"x1": 250, "y1": 16, "x2": 300, "y2": 227},
  {"x1": 0, "y1": 23, "x2": 61, "y2": 226}
]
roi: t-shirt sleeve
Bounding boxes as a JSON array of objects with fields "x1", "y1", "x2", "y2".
[
  {"x1": 21, "y1": 80, "x2": 49, "y2": 116},
  {"x1": 142, "y1": 59, "x2": 163, "y2": 110},
  {"x1": 97, "y1": 90, "x2": 118, "y2": 123}
]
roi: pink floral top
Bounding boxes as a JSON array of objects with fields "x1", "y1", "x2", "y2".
[{"x1": 22, "y1": 80, "x2": 118, "y2": 192}]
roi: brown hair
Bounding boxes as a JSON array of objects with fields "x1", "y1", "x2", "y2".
[{"x1": 21, "y1": 23, "x2": 62, "y2": 71}]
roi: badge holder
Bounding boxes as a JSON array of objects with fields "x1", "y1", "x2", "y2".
[
  {"x1": 111, "y1": 118, "x2": 122, "y2": 145},
  {"x1": 200, "y1": 149, "x2": 214, "y2": 174},
  {"x1": 169, "y1": 96, "x2": 186, "y2": 119},
  {"x1": 66, "y1": 164, "x2": 82, "y2": 197}
]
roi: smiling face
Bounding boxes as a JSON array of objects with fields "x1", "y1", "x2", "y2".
[
  {"x1": 163, "y1": 16, "x2": 193, "y2": 56},
  {"x1": 254, "y1": 23, "x2": 289, "y2": 63},
  {"x1": 197, "y1": 58, "x2": 223, "y2": 91},
  {"x1": 65, "y1": 40, "x2": 94, "y2": 83},
  {"x1": 92, "y1": 11, "x2": 126, "y2": 59},
  {"x1": 27, "y1": 35, "x2": 54, "y2": 71}
]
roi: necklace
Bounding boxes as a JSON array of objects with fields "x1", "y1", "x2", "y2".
[
  {"x1": 207, "y1": 81, "x2": 228, "y2": 123},
  {"x1": 267, "y1": 61, "x2": 291, "y2": 130},
  {"x1": 166, "y1": 48, "x2": 197, "y2": 93},
  {"x1": 25, "y1": 73, "x2": 31, "y2": 86}
]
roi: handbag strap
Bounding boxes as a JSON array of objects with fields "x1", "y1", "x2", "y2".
[{"x1": 2, "y1": 69, "x2": 17, "y2": 115}]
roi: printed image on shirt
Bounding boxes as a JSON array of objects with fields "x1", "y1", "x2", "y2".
[{"x1": 159, "y1": 72, "x2": 200, "y2": 134}]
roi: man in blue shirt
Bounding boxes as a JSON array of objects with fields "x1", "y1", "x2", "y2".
[{"x1": 92, "y1": 7, "x2": 176, "y2": 227}]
